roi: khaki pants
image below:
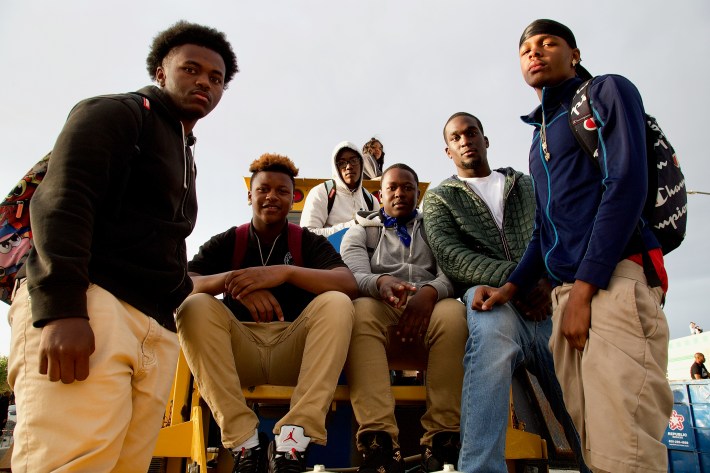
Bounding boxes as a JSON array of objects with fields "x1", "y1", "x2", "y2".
[
  {"x1": 550, "y1": 260, "x2": 673, "y2": 473},
  {"x1": 346, "y1": 297, "x2": 467, "y2": 448},
  {"x1": 176, "y1": 291, "x2": 354, "y2": 447},
  {"x1": 8, "y1": 283, "x2": 179, "y2": 473}
]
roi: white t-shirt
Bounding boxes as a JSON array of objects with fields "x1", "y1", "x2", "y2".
[{"x1": 459, "y1": 171, "x2": 505, "y2": 229}]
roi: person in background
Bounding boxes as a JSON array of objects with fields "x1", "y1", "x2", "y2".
[
  {"x1": 7, "y1": 21, "x2": 237, "y2": 473},
  {"x1": 362, "y1": 137, "x2": 385, "y2": 180},
  {"x1": 691, "y1": 353, "x2": 709, "y2": 379},
  {"x1": 300, "y1": 141, "x2": 376, "y2": 237},
  {"x1": 690, "y1": 321, "x2": 703, "y2": 335}
]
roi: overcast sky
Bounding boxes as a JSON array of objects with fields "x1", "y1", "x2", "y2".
[{"x1": 1, "y1": 1, "x2": 709, "y2": 355}]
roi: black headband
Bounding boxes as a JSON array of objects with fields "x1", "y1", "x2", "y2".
[{"x1": 519, "y1": 19, "x2": 577, "y2": 48}]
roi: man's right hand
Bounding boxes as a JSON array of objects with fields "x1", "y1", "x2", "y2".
[
  {"x1": 376, "y1": 275, "x2": 417, "y2": 309},
  {"x1": 39, "y1": 318, "x2": 95, "y2": 384},
  {"x1": 237, "y1": 289, "x2": 285, "y2": 322},
  {"x1": 472, "y1": 282, "x2": 518, "y2": 311}
]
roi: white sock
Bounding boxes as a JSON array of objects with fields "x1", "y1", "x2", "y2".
[
  {"x1": 275, "y1": 425, "x2": 311, "y2": 452},
  {"x1": 232, "y1": 429, "x2": 260, "y2": 453}
]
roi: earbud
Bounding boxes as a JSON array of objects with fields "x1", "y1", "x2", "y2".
[{"x1": 572, "y1": 59, "x2": 578, "y2": 67}]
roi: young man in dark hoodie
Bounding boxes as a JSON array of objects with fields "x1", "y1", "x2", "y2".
[
  {"x1": 7, "y1": 21, "x2": 237, "y2": 472},
  {"x1": 474, "y1": 19, "x2": 673, "y2": 472}
]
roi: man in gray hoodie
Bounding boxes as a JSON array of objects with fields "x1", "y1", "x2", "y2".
[{"x1": 341, "y1": 163, "x2": 467, "y2": 473}]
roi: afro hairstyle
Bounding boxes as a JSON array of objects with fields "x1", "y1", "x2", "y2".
[
  {"x1": 249, "y1": 153, "x2": 300, "y2": 188},
  {"x1": 146, "y1": 20, "x2": 238, "y2": 88}
]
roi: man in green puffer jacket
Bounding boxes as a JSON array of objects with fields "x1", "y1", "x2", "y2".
[{"x1": 422, "y1": 112, "x2": 588, "y2": 473}]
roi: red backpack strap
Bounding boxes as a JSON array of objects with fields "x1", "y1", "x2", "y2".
[
  {"x1": 287, "y1": 223, "x2": 304, "y2": 267},
  {"x1": 232, "y1": 223, "x2": 251, "y2": 269}
]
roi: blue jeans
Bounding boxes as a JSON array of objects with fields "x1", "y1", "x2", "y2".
[{"x1": 459, "y1": 287, "x2": 589, "y2": 473}]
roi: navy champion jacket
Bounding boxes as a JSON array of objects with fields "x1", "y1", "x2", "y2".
[{"x1": 508, "y1": 75, "x2": 660, "y2": 291}]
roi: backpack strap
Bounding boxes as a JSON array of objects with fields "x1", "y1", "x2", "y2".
[
  {"x1": 569, "y1": 80, "x2": 671, "y2": 288},
  {"x1": 326, "y1": 179, "x2": 375, "y2": 214},
  {"x1": 231, "y1": 223, "x2": 251, "y2": 269},
  {"x1": 286, "y1": 223, "x2": 304, "y2": 267},
  {"x1": 233, "y1": 222, "x2": 304, "y2": 269},
  {"x1": 364, "y1": 225, "x2": 383, "y2": 258},
  {"x1": 568, "y1": 78, "x2": 600, "y2": 164},
  {"x1": 117, "y1": 93, "x2": 152, "y2": 157},
  {"x1": 325, "y1": 179, "x2": 337, "y2": 215},
  {"x1": 362, "y1": 188, "x2": 375, "y2": 211}
]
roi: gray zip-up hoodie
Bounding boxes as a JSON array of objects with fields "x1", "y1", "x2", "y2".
[{"x1": 340, "y1": 210, "x2": 454, "y2": 300}]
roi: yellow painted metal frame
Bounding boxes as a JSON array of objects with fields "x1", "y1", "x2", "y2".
[
  {"x1": 243, "y1": 177, "x2": 430, "y2": 212},
  {"x1": 153, "y1": 351, "x2": 208, "y2": 473},
  {"x1": 153, "y1": 352, "x2": 547, "y2": 470}
]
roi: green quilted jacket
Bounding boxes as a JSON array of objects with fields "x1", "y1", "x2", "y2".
[{"x1": 422, "y1": 167, "x2": 535, "y2": 297}]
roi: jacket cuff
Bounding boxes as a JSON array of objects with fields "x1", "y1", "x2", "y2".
[
  {"x1": 28, "y1": 284, "x2": 89, "y2": 327},
  {"x1": 355, "y1": 274, "x2": 384, "y2": 299},
  {"x1": 507, "y1": 268, "x2": 532, "y2": 294},
  {"x1": 574, "y1": 259, "x2": 615, "y2": 290},
  {"x1": 421, "y1": 282, "x2": 452, "y2": 301}
]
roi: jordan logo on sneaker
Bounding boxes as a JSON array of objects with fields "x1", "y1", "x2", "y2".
[{"x1": 283, "y1": 428, "x2": 298, "y2": 443}]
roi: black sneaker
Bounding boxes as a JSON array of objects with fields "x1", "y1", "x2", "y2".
[
  {"x1": 232, "y1": 432, "x2": 268, "y2": 473},
  {"x1": 357, "y1": 431, "x2": 405, "y2": 473},
  {"x1": 267, "y1": 439, "x2": 307, "y2": 473},
  {"x1": 421, "y1": 432, "x2": 460, "y2": 473}
]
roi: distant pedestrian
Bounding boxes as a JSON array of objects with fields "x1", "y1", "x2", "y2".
[
  {"x1": 300, "y1": 142, "x2": 376, "y2": 237},
  {"x1": 690, "y1": 321, "x2": 703, "y2": 335},
  {"x1": 691, "y1": 353, "x2": 709, "y2": 379}
]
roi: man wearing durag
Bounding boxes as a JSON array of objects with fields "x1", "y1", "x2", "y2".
[{"x1": 474, "y1": 19, "x2": 673, "y2": 473}]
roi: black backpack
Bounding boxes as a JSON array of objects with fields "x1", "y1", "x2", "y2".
[{"x1": 568, "y1": 78, "x2": 688, "y2": 255}]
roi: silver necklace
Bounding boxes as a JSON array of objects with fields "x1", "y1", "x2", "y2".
[{"x1": 255, "y1": 233, "x2": 281, "y2": 266}]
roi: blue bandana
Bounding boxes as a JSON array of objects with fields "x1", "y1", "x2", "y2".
[{"x1": 380, "y1": 208, "x2": 418, "y2": 247}]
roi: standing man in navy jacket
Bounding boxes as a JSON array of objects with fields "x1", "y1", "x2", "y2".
[
  {"x1": 474, "y1": 19, "x2": 673, "y2": 473},
  {"x1": 8, "y1": 21, "x2": 237, "y2": 473}
]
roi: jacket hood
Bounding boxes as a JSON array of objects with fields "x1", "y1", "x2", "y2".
[{"x1": 331, "y1": 141, "x2": 365, "y2": 191}]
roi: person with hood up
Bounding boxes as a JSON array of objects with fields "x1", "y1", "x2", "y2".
[{"x1": 300, "y1": 141, "x2": 376, "y2": 237}]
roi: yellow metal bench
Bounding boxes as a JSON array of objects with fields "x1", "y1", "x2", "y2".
[{"x1": 152, "y1": 351, "x2": 547, "y2": 472}]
